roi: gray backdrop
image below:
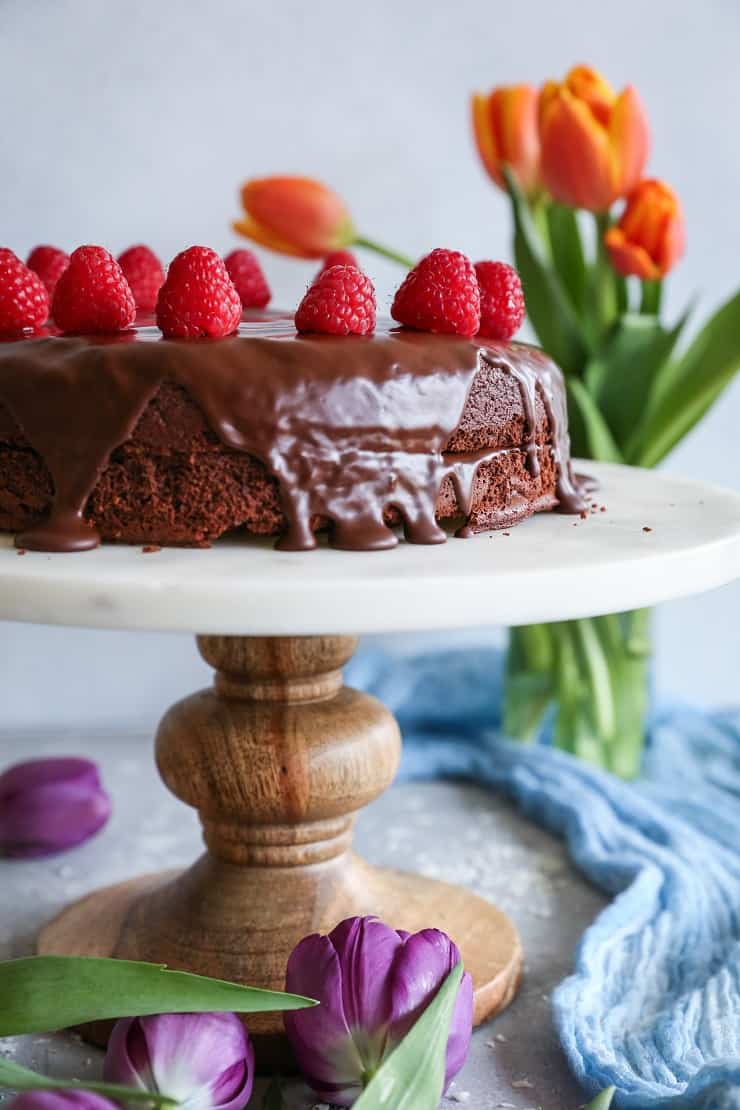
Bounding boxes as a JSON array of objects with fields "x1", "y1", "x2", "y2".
[{"x1": 1, "y1": 0, "x2": 738, "y2": 728}]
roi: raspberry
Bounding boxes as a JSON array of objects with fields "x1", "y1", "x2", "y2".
[
  {"x1": 26, "y1": 245, "x2": 69, "y2": 297},
  {"x1": 295, "y1": 265, "x2": 376, "y2": 336},
  {"x1": 391, "y1": 248, "x2": 480, "y2": 336},
  {"x1": 0, "y1": 249, "x2": 50, "y2": 334},
  {"x1": 319, "y1": 249, "x2": 358, "y2": 275},
  {"x1": 117, "y1": 245, "x2": 165, "y2": 312},
  {"x1": 52, "y1": 246, "x2": 136, "y2": 334},
  {"x1": 475, "y1": 260, "x2": 526, "y2": 340},
  {"x1": 223, "y1": 249, "x2": 271, "y2": 309},
  {"x1": 156, "y1": 246, "x2": 242, "y2": 338}
]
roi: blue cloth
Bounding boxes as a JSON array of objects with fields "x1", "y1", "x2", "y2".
[{"x1": 346, "y1": 646, "x2": 740, "y2": 1110}]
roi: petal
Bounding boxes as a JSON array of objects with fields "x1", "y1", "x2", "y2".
[
  {"x1": 231, "y1": 217, "x2": 318, "y2": 260},
  {"x1": 386, "y1": 929, "x2": 459, "y2": 1042},
  {"x1": 284, "y1": 932, "x2": 364, "y2": 1092},
  {"x1": 444, "y1": 969, "x2": 474, "y2": 1088},
  {"x1": 540, "y1": 90, "x2": 616, "y2": 210},
  {"x1": 329, "y1": 916, "x2": 406, "y2": 1036},
  {"x1": 107, "y1": 1014, "x2": 252, "y2": 1110},
  {"x1": 387, "y1": 931, "x2": 473, "y2": 1087},
  {"x1": 104, "y1": 1017, "x2": 154, "y2": 1091},
  {"x1": 610, "y1": 86, "x2": 650, "y2": 197},
  {"x1": 565, "y1": 65, "x2": 616, "y2": 127},
  {"x1": 604, "y1": 227, "x2": 660, "y2": 280},
  {"x1": 10, "y1": 1096, "x2": 117, "y2": 1110},
  {"x1": 0, "y1": 757, "x2": 99, "y2": 798},
  {"x1": 0, "y1": 758, "x2": 110, "y2": 858},
  {"x1": 657, "y1": 203, "x2": 686, "y2": 274},
  {"x1": 493, "y1": 86, "x2": 541, "y2": 195},
  {"x1": 240, "y1": 177, "x2": 353, "y2": 256},
  {"x1": 472, "y1": 93, "x2": 503, "y2": 188}
]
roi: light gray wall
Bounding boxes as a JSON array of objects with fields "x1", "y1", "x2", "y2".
[{"x1": 1, "y1": 0, "x2": 738, "y2": 728}]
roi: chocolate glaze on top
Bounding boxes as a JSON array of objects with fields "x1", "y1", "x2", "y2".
[{"x1": 0, "y1": 312, "x2": 586, "y2": 553}]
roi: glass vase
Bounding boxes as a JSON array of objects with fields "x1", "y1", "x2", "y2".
[{"x1": 503, "y1": 608, "x2": 651, "y2": 779}]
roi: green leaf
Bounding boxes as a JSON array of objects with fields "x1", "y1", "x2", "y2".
[
  {"x1": 353, "y1": 962, "x2": 463, "y2": 1109},
  {"x1": 0, "y1": 1058, "x2": 176, "y2": 1106},
  {"x1": 586, "y1": 311, "x2": 688, "y2": 452},
  {"x1": 567, "y1": 379, "x2": 623, "y2": 463},
  {"x1": 503, "y1": 168, "x2": 589, "y2": 374},
  {"x1": 545, "y1": 203, "x2": 587, "y2": 316},
  {"x1": 629, "y1": 289, "x2": 740, "y2": 467},
  {"x1": 585, "y1": 1087, "x2": 616, "y2": 1109},
  {"x1": 0, "y1": 956, "x2": 316, "y2": 1036}
]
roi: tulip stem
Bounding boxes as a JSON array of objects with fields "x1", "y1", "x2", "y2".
[
  {"x1": 640, "y1": 280, "x2": 663, "y2": 316},
  {"x1": 354, "y1": 236, "x2": 416, "y2": 269},
  {"x1": 592, "y1": 211, "x2": 618, "y2": 337}
]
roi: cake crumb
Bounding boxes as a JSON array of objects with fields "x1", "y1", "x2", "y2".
[
  {"x1": 16, "y1": 548, "x2": 26, "y2": 556},
  {"x1": 600, "y1": 505, "x2": 607, "y2": 512},
  {"x1": 642, "y1": 526, "x2": 653, "y2": 533},
  {"x1": 142, "y1": 544, "x2": 161, "y2": 554},
  {"x1": 579, "y1": 510, "x2": 588, "y2": 520},
  {"x1": 502, "y1": 532, "x2": 510, "y2": 537}
]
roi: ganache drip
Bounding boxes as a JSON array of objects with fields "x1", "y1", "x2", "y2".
[{"x1": 0, "y1": 315, "x2": 587, "y2": 553}]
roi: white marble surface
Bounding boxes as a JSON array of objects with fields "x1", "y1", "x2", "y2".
[
  {"x1": 0, "y1": 727, "x2": 606, "y2": 1109},
  {"x1": 1, "y1": 464, "x2": 739, "y2": 635}
]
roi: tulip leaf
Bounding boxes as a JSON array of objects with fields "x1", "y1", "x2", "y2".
[
  {"x1": 0, "y1": 1058, "x2": 177, "y2": 1106},
  {"x1": 545, "y1": 203, "x2": 587, "y2": 316},
  {"x1": 585, "y1": 311, "x2": 689, "y2": 451},
  {"x1": 566, "y1": 379, "x2": 623, "y2": 463},
  {"x1": 353, "y1": 962, "x2": 463, "y2": 1110},
  {"x1": 0, "y1": 956, "x2": 316, "y2": 1036},
  {"x1": 585, "y1": 1087, "x2": 617, "y2": 1109},
  {"x1": 628, "y1": 289, "x2": 740, "y2": 466},
  {"x1": 504, "y1": 168, "x2": 589, "y2": 374}
]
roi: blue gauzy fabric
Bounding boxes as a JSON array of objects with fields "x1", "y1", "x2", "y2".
[{"x1": 345, "y1": 646, "x2": 740, "y2": 1110}]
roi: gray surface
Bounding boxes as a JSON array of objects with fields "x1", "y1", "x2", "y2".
[{"x1": 0, "y1": 727, "x2": 606, "y2": 1108}]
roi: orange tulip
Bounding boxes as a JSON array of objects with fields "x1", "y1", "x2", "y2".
[
  {"x1": 472, "y1": 84, "x2": 541, "y2": 194},
  {"x1": 538, "y1": 65, "x2": 650, "y2": 211},
  {"x1": 233, "y1": 176, "x2": 355, "y2": 259},
  {"x1": 604, "y1": 179, "x2": 686, "y2": 280}
]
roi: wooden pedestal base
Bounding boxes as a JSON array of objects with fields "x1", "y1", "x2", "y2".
[{"x1": 38, "y1": 634, "x2": 522, "y2": 1061}]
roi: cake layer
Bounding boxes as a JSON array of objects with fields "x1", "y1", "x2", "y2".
[{"x1": 0, "y1": 312, "x2": 584, "y2": 552}]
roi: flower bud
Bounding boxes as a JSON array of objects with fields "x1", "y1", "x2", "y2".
[
  {"x1": 538, "y1": 64, "x2": 650, "y2": 211},
  {"x1": 472, "y1": 84, "x2": 541, "y2": 195},
  {"x1": 0, "y1": 757, "x2": 111, "y2": 858},
  {"x1": 104, "y1": 1012, "x2": 254, "y2": 1110},
  {"x1": 233, "y1": 176, "x2": 355, "y2": 259},
  {"x1": 605, "y1": 178, "x2": 686, "y2": 280},
  {"x1": 284, "y1": 916, "x2": 473, "y2": 1106}
]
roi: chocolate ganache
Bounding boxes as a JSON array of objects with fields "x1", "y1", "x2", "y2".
[{"x1": 0, "y1": 312, "x2": 586, "y2": 553}]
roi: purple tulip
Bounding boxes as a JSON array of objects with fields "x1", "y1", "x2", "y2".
[
  {"x1": 0, "y1": 757, "x2": 111, "y2": 859},
  {"x1": 104, "y1": 1012, "x2": 254, "y2": 1110},
  {"x1": 8, "y1": 1096, "x2": 117, "y2": 1110},
  {"x1": 284, "y1": 916, "x2": 474, "y2": 1105}
]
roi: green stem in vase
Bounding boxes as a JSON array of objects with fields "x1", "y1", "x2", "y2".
[
  {"x1": 353, "y1": 236, "x2": 416, "y2": 269},
  {"x1": 504, "y1": 610, "x2": 651, "y2": 779}
]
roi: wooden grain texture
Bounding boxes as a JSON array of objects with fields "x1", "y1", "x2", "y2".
[{"x1": 39, "y1": 634, "x2": 522, "y2": 1061}]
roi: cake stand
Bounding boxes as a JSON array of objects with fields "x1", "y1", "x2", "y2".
[{"x1": 3, "y1": 462, "x2": 740, "y2": 1061}]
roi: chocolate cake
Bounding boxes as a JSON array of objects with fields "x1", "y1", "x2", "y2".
[{"x1": 0, "y1": 311, "x2": 586, "y2": 553}]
